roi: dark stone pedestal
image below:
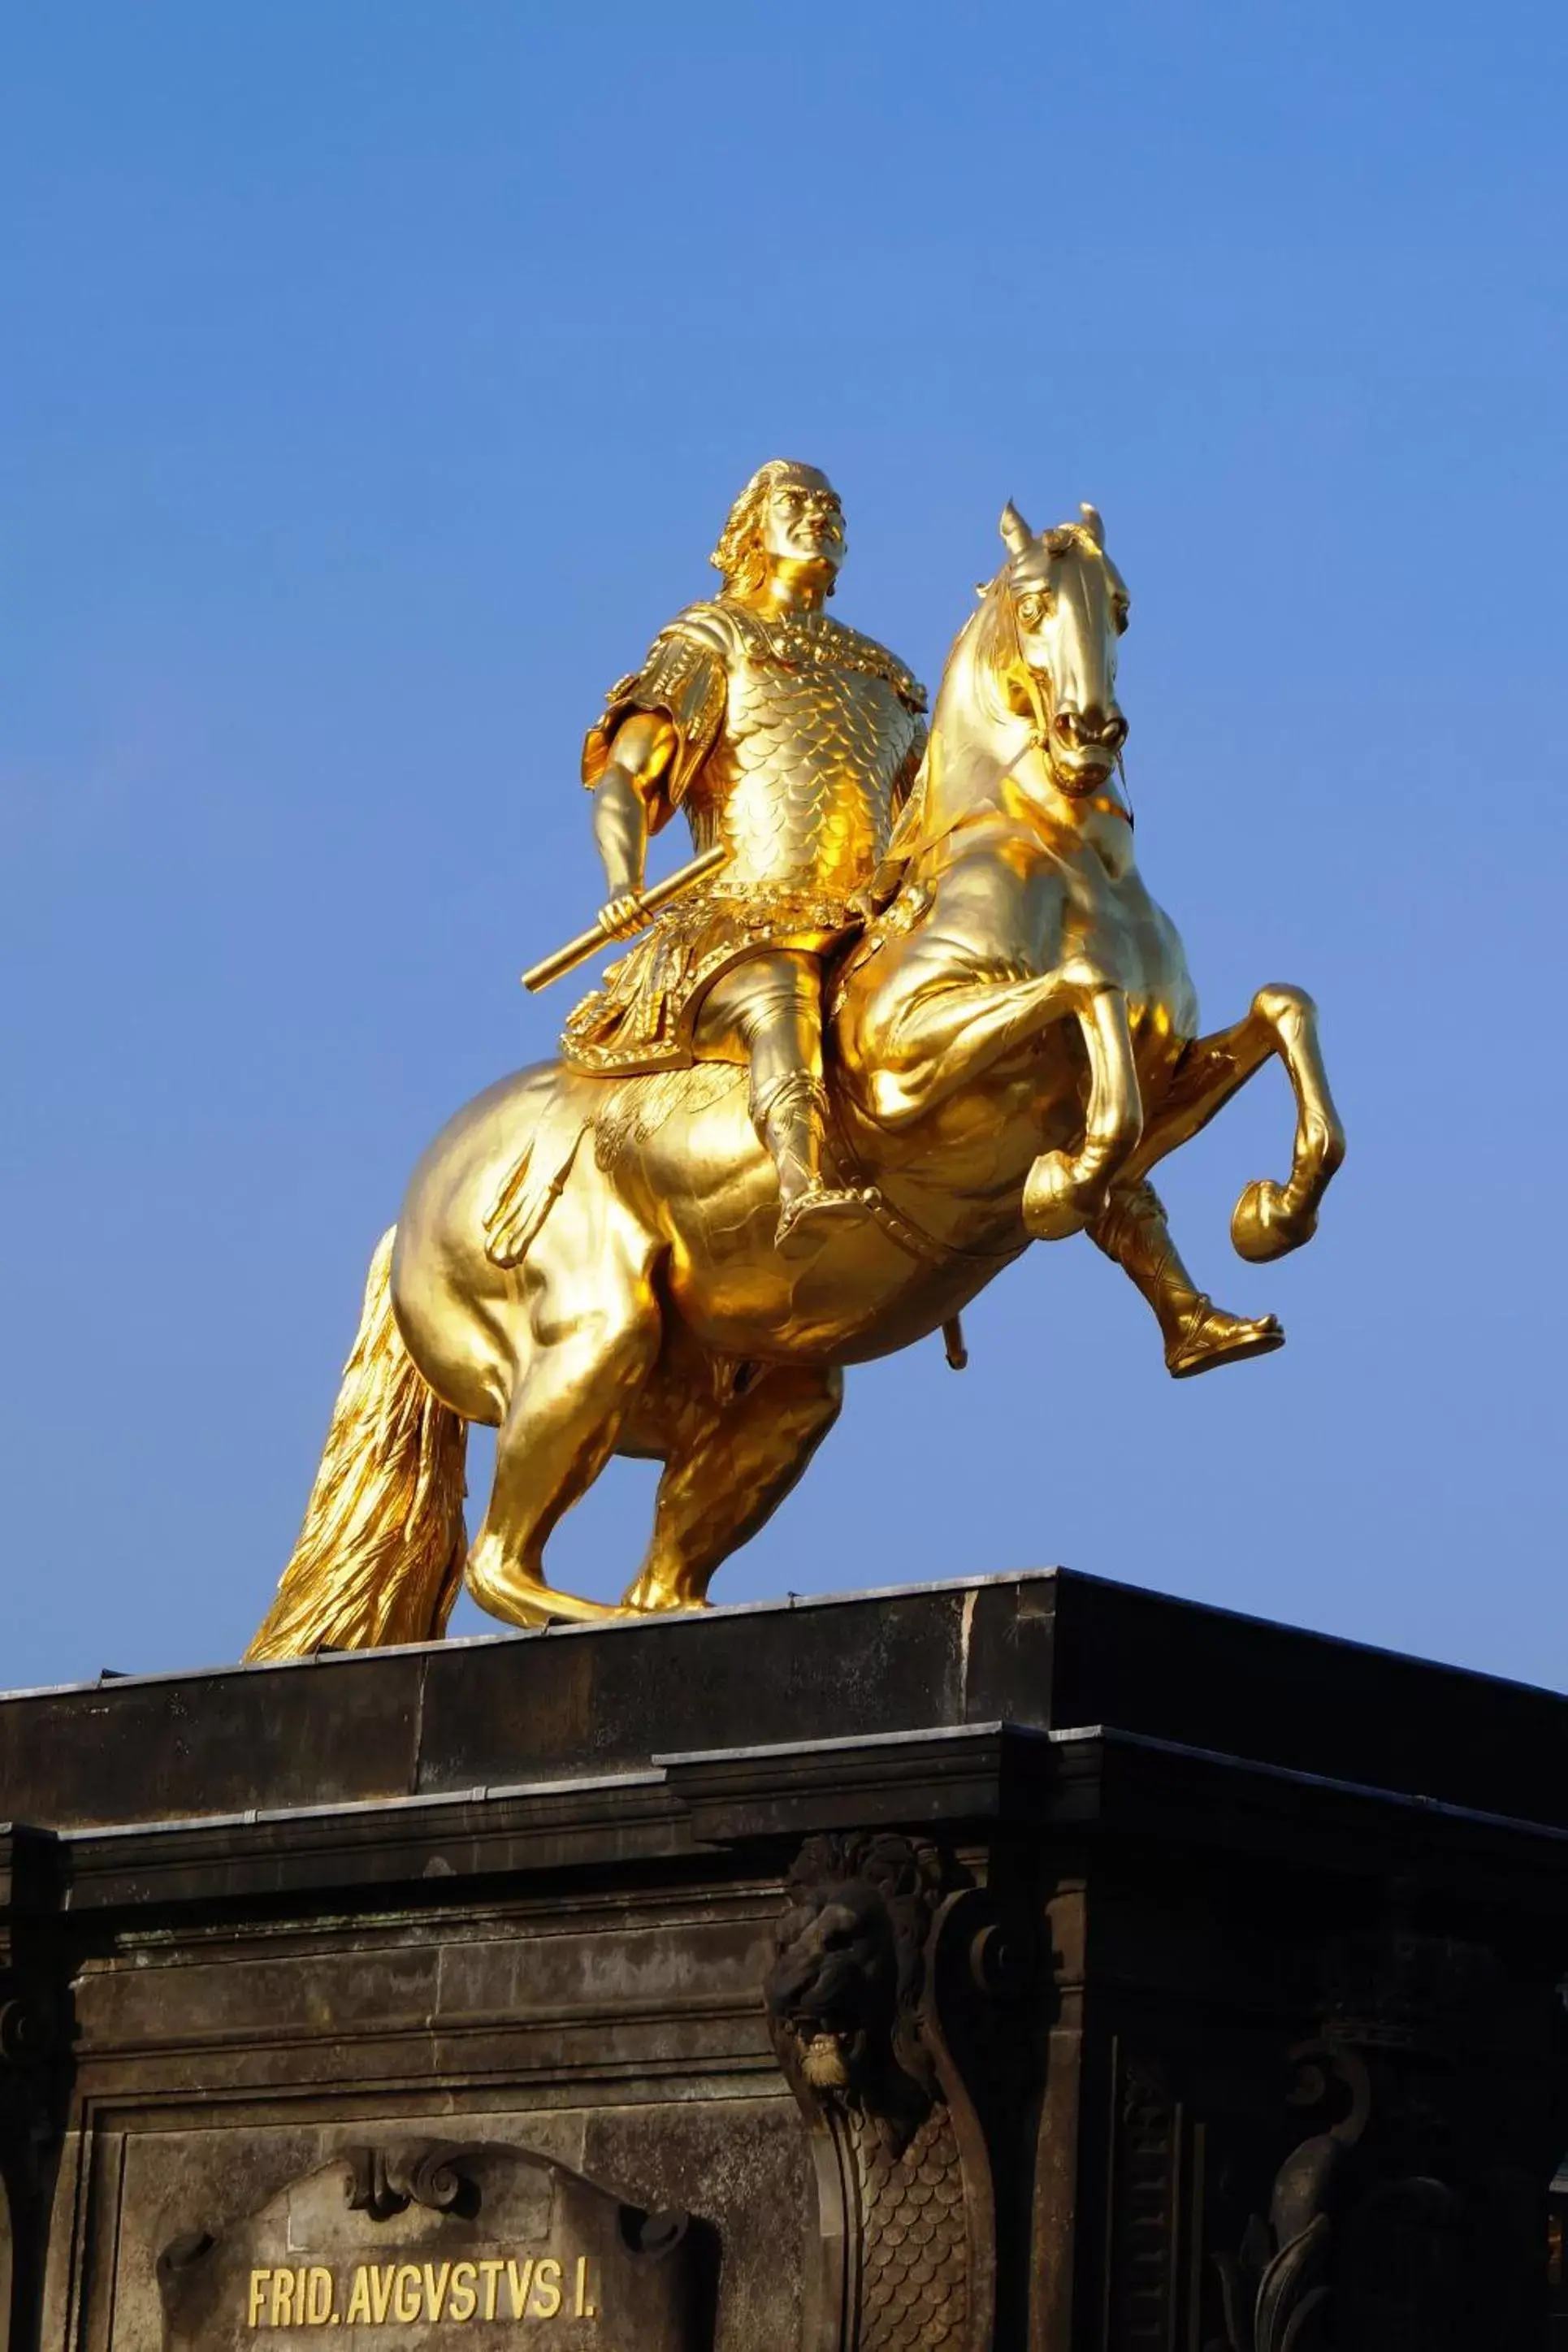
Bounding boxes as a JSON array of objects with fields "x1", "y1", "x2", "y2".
[{"x1": 2, "y1": 1568, "x2": 1566, "y2": 2352}]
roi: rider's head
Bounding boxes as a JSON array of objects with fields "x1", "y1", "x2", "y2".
[{"x1": 712, "y1": 461, "x2": 846, "y2": 600}]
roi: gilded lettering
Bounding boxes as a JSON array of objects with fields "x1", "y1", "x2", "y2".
[
  {"x1": 235, "y1": 2245, "x2": 616, "y2": 2329},
  {"x1": 448, "y1": 2263, "x2": 478, "y2": 2323}
]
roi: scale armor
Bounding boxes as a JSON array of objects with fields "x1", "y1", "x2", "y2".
[{"x1": 564, "y1": 600, "x2": 926, "y2": 1076}]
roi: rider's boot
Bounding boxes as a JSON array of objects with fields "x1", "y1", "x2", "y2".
[
  {"x1": 759, "y1": 1072, "x2": 870, "y2": 1255},
  {"x1": 1091, "y1": 1177, "x2": 1284, "y2": 1378}
]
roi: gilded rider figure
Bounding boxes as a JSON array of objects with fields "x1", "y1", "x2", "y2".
[
  {"x1": 247, "y1": 483, "x2": 1345, "y2": 1657},
  {"x1": 561, "y1": 460, "x2": 926, "y2": 1250}
]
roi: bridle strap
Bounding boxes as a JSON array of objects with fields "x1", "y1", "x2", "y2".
[
  {"x1": 1006, "y1": 582, "x2": 1055, "y2": 754},
  {"x1": 1007, "y1": 578, "x2": 1132, "y2": 814}
]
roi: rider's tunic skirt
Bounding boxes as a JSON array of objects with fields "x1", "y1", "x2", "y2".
[{"x1": 561, "y1": 600, "x2": 927, "y2": 1077}]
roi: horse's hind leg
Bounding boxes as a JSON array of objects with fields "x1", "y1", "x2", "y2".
[
  {"x1": 465, "y1": 1220, "x2": 661, "y2": 1629},
  {"x1": 619, "y1": 1362, "x2": 843, "y2": 1613}
]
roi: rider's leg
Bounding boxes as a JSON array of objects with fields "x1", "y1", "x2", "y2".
[
  {"x1": 1091, "y1": 1177, "x2": 1284, "y2": 1380},
  {"x1": 620, "y1": 1362, "x2": 843, "y2": 1613},
  {"x1": 697, "y1": 951, "x2": 865, "y2": 1247}
]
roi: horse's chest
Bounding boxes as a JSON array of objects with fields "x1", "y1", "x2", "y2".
[{"x1": 1043, "y1": 851, "x2": 1191, "y2": 1006}]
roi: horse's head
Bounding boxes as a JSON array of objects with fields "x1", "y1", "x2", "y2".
[{"x1": 978, "y1": 500, "x2": 1129, "y2": 794}]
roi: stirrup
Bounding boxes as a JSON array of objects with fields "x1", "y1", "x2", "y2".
[{"x1": 775, "y1": 1182, "x2": 876, "y2": 1255}]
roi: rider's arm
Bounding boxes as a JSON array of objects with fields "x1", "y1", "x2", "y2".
[{"x1": 592, "y1": 710, "x2": 678, "y2": 899}]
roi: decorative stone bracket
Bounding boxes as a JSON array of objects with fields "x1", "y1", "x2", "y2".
[
  {"x1": 765, "y1": 1830, "x2": 1030, "y2": 2352},
  {"x1": 1207, "y1": 1926, "x2": 1568, "y2": 2352}
]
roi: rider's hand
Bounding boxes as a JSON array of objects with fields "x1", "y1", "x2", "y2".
[
  {"x1": 845, "y1": 856, "x2": 907, "y2": 926},
  {"x1": 597, "y1": 891, "x2": 646, "y2": 943}
]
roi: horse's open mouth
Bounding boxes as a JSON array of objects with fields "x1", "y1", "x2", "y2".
[{"x1": 1050, "y1": 748, "x2": 1115, "y2": 791}]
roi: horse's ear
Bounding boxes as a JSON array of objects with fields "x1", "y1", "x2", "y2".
[
  {"x1": 999, "y1": 501, "x2": 1033, "y2": 555},
  {"x1": 1079, "y1": 502, "x2": 1104, "y2": 548}
]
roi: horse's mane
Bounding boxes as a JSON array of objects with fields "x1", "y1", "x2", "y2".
[
  {"x1": 965, "y1": 571, "x2": 1024, "y2": 726},
  {"x1": 891, "y1": 572, "x2": 1019, "y2": 857}
]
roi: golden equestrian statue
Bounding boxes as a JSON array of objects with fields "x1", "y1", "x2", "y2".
[{"x1": 248, "y1": 476, "x2": 1344, "y2": 1658}]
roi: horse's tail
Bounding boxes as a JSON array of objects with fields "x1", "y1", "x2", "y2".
[{"x1": 245, "y1": 1229, "x2": 468, "y2": 1661}]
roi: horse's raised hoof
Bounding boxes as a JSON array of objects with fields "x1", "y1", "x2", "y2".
[
  {"x1": 1232, "y1": 1178, "x2": 1318, "y2": 1263},
  {"x1": 776, "y1": 1183, "x2": 877, "y2": 1257},
  {"x1": 1166, "y1": 1299, "x2": 1285, "y2": 1380},
  {"x1": 1022, "y1": 1151, "x2": 1094, "y2": 1242}
]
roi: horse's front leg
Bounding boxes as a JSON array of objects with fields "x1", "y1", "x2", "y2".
[
  {"x1": 1125, "y1": 983, "x2": 1345, "y2": 1262},
  {"x1": 1021, "y1": 983, "x2": 1144, "y2": 1240},
  {"x1": 860, "y1": 955, "x2": 1107, "y2": 1128}
]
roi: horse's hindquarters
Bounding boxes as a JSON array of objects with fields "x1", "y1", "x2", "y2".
[{"x1": 392, "y1": 1061, "x2": 576, "y2": 1427}]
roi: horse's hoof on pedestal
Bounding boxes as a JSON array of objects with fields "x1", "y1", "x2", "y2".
[
  {"x1": 620, "y1": 1574, "x2": 712, "y2": 1616},
  {"x1": 1231, "y1": 1179, "x2": 1317, "y2": 1263},
  {"x1": 1023, "y1": 1152, "x2": 1092, "y2": 1242}
]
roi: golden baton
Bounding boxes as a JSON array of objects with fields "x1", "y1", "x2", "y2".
[{"x1": 521, "y1": 844, "x2": 730, "y2": 994}]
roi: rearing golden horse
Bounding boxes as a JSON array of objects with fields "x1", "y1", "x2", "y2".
[{"x1": 248, "y1": 502, "x2": 1344, "y2": 1658}]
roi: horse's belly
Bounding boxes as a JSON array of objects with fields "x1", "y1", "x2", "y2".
[{"x1": 667, "y1": 1233, "x2": 988, "y2": 1367}]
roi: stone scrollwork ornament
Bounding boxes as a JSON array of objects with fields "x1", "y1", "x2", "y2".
[
  {"x1": 1211, "y1": 1928, "x2": 1564, "y2": 2352},
  {"x1": 245, "y1": 467, "x2": 1344, "y2": 1657},
  {"x1": 765, "y1": 1832, "x2": 1015, "y2": 2352}
]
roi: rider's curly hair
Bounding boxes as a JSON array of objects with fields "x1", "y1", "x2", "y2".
[{"x1": 710, "y1": 460, "x2": 837, "y2": 599}]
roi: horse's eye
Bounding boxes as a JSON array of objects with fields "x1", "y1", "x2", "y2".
[
  {"x1": 1112, "y1": 600, "x2": 1130, "y2": 636},
  {"x1": 1017, "y1": 594, "x2": 1050, "y2": 629}
]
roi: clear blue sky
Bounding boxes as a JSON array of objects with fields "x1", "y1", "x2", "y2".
[{"x1": 3, "y1": 4, "x2": 1564, "y2": 1692}]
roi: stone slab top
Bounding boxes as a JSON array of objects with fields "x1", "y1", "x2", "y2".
[{"x1": 2, "y1": 1568, "x2": 1566, "y2": 1839}]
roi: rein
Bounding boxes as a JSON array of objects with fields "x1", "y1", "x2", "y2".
[{"x1": 1006, "y1": 586, "x2": 1061, "y2": 770}]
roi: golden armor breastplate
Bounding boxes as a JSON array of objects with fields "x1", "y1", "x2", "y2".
[{"x1": 690, "y1": 625, "x2": 920, "y2": 897}]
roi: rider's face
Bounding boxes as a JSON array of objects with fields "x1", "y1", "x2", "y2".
[{"x1": 760, "y1": 473, "x2": 846, "y2": 579}]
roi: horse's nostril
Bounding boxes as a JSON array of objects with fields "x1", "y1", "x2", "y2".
[{"x1": 1056, "y1": 708, "x2": 1128, "y2": 749}]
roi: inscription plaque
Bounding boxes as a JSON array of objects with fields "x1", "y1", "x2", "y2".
[{"x1": 156, "y1": 2142, "x2": 700, "y2": 2352}]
